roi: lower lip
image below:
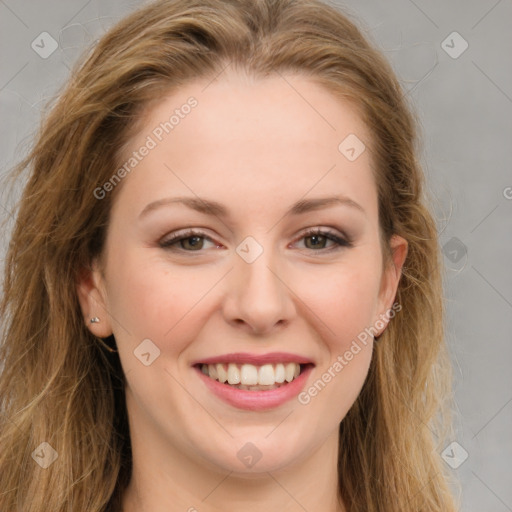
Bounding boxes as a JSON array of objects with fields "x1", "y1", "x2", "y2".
[{"x1": 194, "y1": 365, "x2": 314, "y2": 411}]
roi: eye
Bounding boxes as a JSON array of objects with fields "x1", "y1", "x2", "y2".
[
  {"x1": 159, "y1": 229, "x2": 218, "y2": 251},
  {"x1": 294, "y1": 228, "x2": 352, "y2": 252},
  {"x1": 159, "y1": 227, "x2": 352, "y2": 254}
]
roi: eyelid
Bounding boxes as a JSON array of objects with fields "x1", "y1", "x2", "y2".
[
  {"x1": 159, "y1": 228, "x2": 220, "y2": 250},
  {"x1": 158, "y1": 226, "x2": 353, "y2": 252},
  {"x1": 294, "y1": 227, "x2": 353, "y2": 251}
]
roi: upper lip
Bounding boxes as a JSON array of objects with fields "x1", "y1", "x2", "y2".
[{"x1": 192, "y1": 352, "x2": 315, "y2": 366}]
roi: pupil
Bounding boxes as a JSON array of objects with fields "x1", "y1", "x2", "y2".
[
  {"x1": 309, "y1": 235, "x2": 325, "y2": 248},
  {"x1": 185, "y1": 236, "x2": 202, "y2": 249}
]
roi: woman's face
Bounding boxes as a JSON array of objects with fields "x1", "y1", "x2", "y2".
[{"x1": 79, "y1": 70, "x2": 407, "y2": 476}]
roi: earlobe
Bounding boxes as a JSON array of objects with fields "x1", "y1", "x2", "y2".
[
  {"x1": 375, "y1": 234, "x2": 408, "y2": 337},
  {"x1": 76, "y1": 262, "x2": 113, "y2": 338}
]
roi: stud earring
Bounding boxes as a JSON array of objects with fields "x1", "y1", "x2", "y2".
[{"x1": 88, "y1": 317, "x2": 117, "y2": 353}]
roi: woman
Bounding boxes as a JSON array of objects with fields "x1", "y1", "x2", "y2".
[{"x1": 0, "y1": 0, "x2": 458, "y2": 510}]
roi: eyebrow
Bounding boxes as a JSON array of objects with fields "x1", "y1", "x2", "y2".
[{"x1": 138, "y1": 194, "x2": 366, "y2": 219}]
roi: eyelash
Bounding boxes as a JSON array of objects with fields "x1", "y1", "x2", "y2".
[{"x1": 159, "y1": 228, "x2": 353, "y2": 254}]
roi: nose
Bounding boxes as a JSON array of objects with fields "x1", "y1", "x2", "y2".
[{"x1": 222, "y1": 242, "x2": 296, "y2": 336}]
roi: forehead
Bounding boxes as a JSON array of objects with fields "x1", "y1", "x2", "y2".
[{"x1": 112, "y1": 70, "x2": 378, "y2": 223}]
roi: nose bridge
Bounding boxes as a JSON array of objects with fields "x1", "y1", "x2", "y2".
[{"x1": 224, "y1": 234, "x2": 294, "y2": 333}]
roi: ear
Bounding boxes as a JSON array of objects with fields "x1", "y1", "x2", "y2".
[
  {"x1": 76, "y1": 260, "x2": 113, "y2": 338},
  {"x1": 374, "y1": 234, "x2": 408, "y2": 336}
]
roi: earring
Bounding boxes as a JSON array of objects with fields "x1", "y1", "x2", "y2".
[{"x1": 89, "y1": 317, "x2": 117, "y2": 353}]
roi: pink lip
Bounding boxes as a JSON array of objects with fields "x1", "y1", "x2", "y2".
[
  {"x1": 191, "y1": 352, "x2": 314, "y2": 366},
  {"x1": 193, "y1": 364, "x2": 314, "y2": 411}
]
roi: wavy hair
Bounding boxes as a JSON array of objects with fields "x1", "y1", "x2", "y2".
[{"x1": 0, "y1": 0, "x2": 457, "y2": 510}]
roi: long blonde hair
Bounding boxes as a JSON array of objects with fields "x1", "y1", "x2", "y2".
[{"x1": 0, "y1": 0, "x2": 457, "y2": 510}]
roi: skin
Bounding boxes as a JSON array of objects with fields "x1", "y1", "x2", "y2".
[{"x1": 77, "y1": 69, "x2": 408, "y2": 511}]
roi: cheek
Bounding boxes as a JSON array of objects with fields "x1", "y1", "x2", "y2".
[
  {"x1": 105, "y1": 250, "x2": 220, "y2": 350},
  {"x1": 302, "y1": 343, "x2": 373, "y2": 423},
  {"x1": 295, "y1": 264, "x2": 377, "y2": 414},
  {"x1": 290, "y1": 257, "x2": 382, "y2": 351}
]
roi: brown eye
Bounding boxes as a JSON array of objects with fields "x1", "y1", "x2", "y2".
[
  {"x1": 179, "y1": 235, "x2": 205, "y2": 250},
  {"x1": 303, "y1": 233, "x2": 329, "y2": 249},
  {"x1": 297, "y1": 229, "x2": 352, "y2": 252},
  {"x1": 159, "y1": 230, "x2": 217, "y2": 251}
]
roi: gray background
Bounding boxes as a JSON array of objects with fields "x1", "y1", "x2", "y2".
[{"x1": 1, "y1": 0, "x2": 511, "y2": 510}]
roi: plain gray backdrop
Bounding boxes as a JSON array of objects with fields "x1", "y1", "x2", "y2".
[{"x1": 1, "y1": 0, "x2": 511, "y2": 510}]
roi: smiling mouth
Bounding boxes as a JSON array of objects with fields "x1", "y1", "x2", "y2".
[{"x1": 195, "y1": 362, "x2": 313, "y2": 391}]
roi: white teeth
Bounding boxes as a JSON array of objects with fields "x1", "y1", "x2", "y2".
[
  {"x1": 274, "y1": 363, "x2": 285, "y2": 383},
  {"x1": 208, "y1": 365, "x2": 218, "y2": 380},
  {"x1": 285, "y1": 362, "x2": 296, "y2": 382},
  {"x1": 201, "y1": 362, "x2": 303, "y2": 387},
  {"x1": 241, "y1": 364, "x2": 258, "y2": 385},
  {"x1": 227, "y1": 363, "x2": 241, "y2": 385},
  {"x1": 216, "y1": 363, "x2": 228, "y2": 383},
  {"x1": 258, "y1": 364, "x2": 275, "y2": 385}
]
